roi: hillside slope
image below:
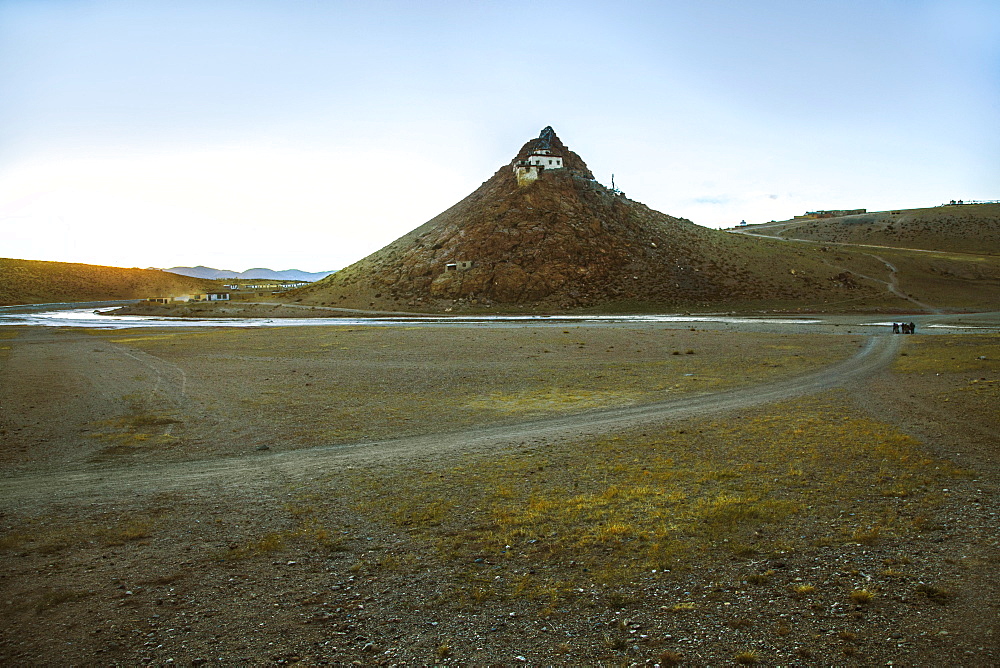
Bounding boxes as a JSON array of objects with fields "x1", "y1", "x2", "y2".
[
  {"x1": 0, "y1": 258, "x2": 216, "y2": 306},
  {"x1": 286, "y1": 128, "x2": 892, "y2": 313},
  {"x1": 748, "y1": 204, "x2": 1000, "y2": 255}
]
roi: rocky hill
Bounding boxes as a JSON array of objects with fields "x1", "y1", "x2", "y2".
[
  {"x1": 0, "y1": 258, "x2": 216, "y2": 306},
  {"x1": 748, "y1": 204, "x2": 1000, "y2": 255},
  {"x1": 285, "y1": 128, "x2": 896, "y2": 312}
]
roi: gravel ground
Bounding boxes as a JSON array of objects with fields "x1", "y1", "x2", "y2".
[{"x1": 0, "y1": 321, "x2": 997, "y2": 666}]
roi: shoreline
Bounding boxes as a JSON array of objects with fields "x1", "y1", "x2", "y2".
[{"x1": 103, "y1": 299, "x2": 960, "y2": 320}]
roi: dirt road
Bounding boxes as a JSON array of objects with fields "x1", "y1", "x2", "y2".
[{"x1": 0, "y1": 333, "x2": 900, "y2": 509}]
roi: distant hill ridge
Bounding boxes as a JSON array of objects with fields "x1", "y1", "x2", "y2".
[
  {"x1": 163, "y1": 266, "x2": 335, "y2": 282},
  {"x1": 0, "y1": 258, "x2": 215, "y2": 306},
  {"x1": 750, "y1": 204, "x2": 1000, "y2": 255}
]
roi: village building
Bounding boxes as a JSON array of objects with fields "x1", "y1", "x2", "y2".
[
  {"x1": 191, "y1": 292, "x2": 231, "y2": 302},
  {"x1": 513, "y1": 148, "x2": 565, "y2": 187},
  {"x1": 794, "y1": 209, "x2": 867, "y2": 219}
]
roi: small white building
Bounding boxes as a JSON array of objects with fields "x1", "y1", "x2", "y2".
[
  {"x1": 513, "y1": 149, "x2": 564, "y2": 186},
  {"x1": 526, "y1": 149, "x2": 563, "y2": 169}
]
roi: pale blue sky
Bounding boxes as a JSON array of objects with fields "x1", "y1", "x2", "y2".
[{"x1": 2, "y1": 0, "x2": 997, "y2": 271}]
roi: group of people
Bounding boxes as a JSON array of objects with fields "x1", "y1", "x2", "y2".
[{"x1": 892, "y1": 322, "x2": 916, "y2": 334}]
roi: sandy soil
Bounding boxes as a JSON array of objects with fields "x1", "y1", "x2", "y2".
[{"x1": 0, "y1": 321, "x2": 997, "y2": 665}]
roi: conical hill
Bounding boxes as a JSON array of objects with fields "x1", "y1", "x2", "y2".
[{"x1": 288, "y1": 127, "x2": 885, "y2": 312}]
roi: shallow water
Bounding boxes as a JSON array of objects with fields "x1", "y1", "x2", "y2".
[
  {"x1": 1, "y1": 302, "x2": 996, "y2": 333},
  {"x1": 0, "y1": 306, "x2": 825, "y2": 329}
]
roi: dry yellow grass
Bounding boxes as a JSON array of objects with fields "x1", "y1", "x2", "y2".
[
  {"x1": 308, "y1": 393, "x2": 968, "y2": 603},
  {"x1": 894, "y1": 334, "x2": 998, "y2": 374},
  {"x1": 0, "y1": 512, "x2": 158, "y2": 554}
]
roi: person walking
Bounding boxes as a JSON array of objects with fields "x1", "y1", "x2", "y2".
[{"x1": 892, "y1": 322, "x2": 900, "y2": 334}]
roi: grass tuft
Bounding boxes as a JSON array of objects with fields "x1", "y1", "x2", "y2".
[
  {"x1": 850, "y1": 589, "x2": 875, "y2": 605},
  {"x1": 851, "y1": 526, "x2": 881, "y2": 545},
  {"x1": 658, "y1": 650, "x2": 683, "y2": 665},
  {"x1": 915, "y1": 584, "x2": 952, "y2": 604},
  {"x1": 746, "y1": 570, "x2": 774, "y2": 585},
  {"x1": 34, "y1": 588, "x2": 91, "y2": 614},
  {"x1": 734, "y1": 649, "x2": 760, "y2": 664}
]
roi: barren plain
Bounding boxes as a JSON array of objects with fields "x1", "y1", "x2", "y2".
[{"x1": 1, "y1": 316, "x2": 998, "y2": 665}]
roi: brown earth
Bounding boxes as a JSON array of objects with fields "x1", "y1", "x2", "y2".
[
  {"x1": 1, "y1": 320, "x2": 997, "y2": 665},
  {"x1": 0, "y1": 258, "x2": 216, "y2": 307}
]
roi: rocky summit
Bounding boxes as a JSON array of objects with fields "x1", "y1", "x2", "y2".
[{"x1": 288, "y1": 127, "x2": 881, "y2": 311}]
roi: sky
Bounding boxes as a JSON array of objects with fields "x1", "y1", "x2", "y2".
[{"x1": 1, "y1": 0, "x2": 998, "y2": 273}]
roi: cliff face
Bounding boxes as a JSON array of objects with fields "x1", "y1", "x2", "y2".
[{"x1": 289, "y1": 128, "x2": 883, "y2": 311}]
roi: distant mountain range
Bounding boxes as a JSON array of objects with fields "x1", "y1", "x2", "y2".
[{"x1": 161, "y1": 266, "x2": 336, "y2": 282}]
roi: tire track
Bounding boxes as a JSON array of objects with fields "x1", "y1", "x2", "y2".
[{"x1": 111, "y1": 344, "x2": 189, "y2": 434}]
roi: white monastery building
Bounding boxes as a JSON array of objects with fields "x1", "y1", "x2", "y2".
[
  {"x1": 526, "y1": 148, "x2": 563, "y2": 169},
  {"x1": 513, "y1": 148, "x2": 564, "y2": 187}
]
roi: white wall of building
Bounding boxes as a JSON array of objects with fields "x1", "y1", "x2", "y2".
[{"x1": 528, "y1": 155, "x2": 563, "y2": 168}]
